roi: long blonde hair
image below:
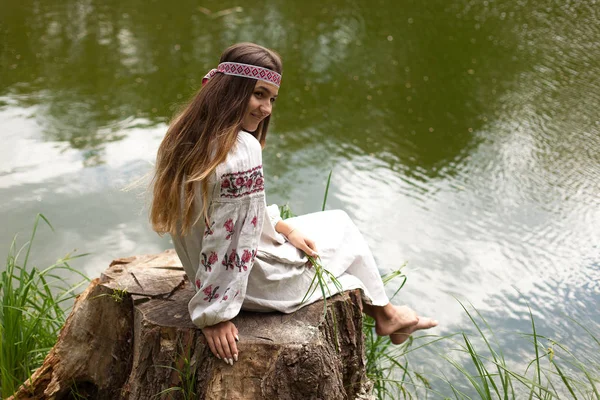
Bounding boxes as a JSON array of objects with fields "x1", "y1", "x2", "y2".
[{"x1": 150, "y1": 43, "x2": 282, "y2": 236}]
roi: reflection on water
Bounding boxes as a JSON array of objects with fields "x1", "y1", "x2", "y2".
[{"x1": 1, "y1": 0, "x2": 599, "y2": 393}]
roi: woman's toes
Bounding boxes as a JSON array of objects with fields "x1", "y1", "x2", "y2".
[
  {"x1": 419, "y1": 317, "x2": 438, "y2": 329},
  {"x1": 410, "y1": 316, "x2": 438, "y2": 331}
]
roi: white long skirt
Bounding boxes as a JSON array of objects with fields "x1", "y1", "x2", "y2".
[{"x1": 243, "y1": 210, "x2": 390, "y2": 313}]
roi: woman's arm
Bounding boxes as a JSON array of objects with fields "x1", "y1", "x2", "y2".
[
  {"x1": 192, "y1": 198, "x2": 262, "y2": 364},
  {"x1": 188, "y1": 131, "x2": 264, "y2": 365},
  {"x1": 274, "y1": 219, "x2": 294, "y2": 237},
  {"x1": 275, "y1": 220, "x2": 319, "y2": 257}
]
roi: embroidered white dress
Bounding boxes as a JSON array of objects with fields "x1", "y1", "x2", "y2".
[{"x1": 172, "y1": 131, "x2": 389, "y2": 329}]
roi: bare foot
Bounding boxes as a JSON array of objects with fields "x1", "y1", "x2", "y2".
[
  {"x1": 374, "y1": 305, "x2": 419, "y2": 336},
  {"x1": 389, "y1": 317, "x2": 438, "y2": 345}
]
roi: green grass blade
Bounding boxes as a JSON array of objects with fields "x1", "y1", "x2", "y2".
[
  {"x1": 23, "y1": 213, "x2": 54, "y2": 270},
  {"x1": 564, "y1": 315, "x2": 600, "y2": 349},
  {"x1": 1, "y1": 215, "x2": 88, "y2": 398},
  {"x1": 321, "y1": 170, "x2": 333, "y2": 212},
  {"x1": 550, "y1": 361, "x2": 577, "y2": 399},
  {"x1": 527, "y1": 305, "x2": 542, "y2": 399}
]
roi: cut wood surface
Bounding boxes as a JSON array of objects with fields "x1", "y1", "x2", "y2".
[{"x1": 9, "y1": 249, "x2": 374, "y2": 400}]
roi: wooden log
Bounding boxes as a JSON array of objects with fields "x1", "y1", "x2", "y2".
[{"x1": 9, "y1": 249, "x2": 375, "y2": 400}]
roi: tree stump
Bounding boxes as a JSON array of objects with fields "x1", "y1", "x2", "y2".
[{"x1": 9, "y1": 249, "x2": 374, "y2": 400}]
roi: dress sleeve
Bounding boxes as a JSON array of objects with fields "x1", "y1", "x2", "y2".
[
  {"x1": 266, "y1": 203, "x2": 282, "y2": 228},
  {"x1": 187, "y1": 134, "x2": 265, "y2": 329}
]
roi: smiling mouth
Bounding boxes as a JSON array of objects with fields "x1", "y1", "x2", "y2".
[{"x1": 251, "y1": 113, "x2": 265, "y2": 120}]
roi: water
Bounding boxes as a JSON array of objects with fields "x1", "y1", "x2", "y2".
[{"x1": 1, "y1": 0, "x2": 599, "y2": 394}]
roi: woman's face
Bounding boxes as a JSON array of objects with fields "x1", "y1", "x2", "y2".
[{"x1": 242, "y1": 80, "x2": 279, "y2": 132}]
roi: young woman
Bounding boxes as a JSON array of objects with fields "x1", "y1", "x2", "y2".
[{"x1": 150, "y1": 43, "x2": 437, "y2": 366}]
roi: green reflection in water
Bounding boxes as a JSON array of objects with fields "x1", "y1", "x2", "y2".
[{"x1": 0, "y1": 0, "x2": 528, "y2": 170}]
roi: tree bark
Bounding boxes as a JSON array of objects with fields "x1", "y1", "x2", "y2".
[{"x1": 9, "y1": 250, "x2": 374, "y2": 400}]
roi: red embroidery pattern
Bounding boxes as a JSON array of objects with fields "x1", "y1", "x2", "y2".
[
  {"x1": 203, "y1": 285, "x2": 220, "y2": 302},
  {"x1": 201, "y1": 252, "x2": 218, "y2": 272},
  {"x1": 204, "y1": 221, "x2": 215, "y2": 238},
  {"x1": 222, "y1": 249, "x2": 237, "y2": 271},
  {"x1": 220, "y1": 288, "x2": 230, "y2": 302},
  {"x1": 241, "y1": 249, "x2": 252, "y2": 271},
  {"x1": 195, "y1": 278, "x2": 202, "y2": 289},
  {"x1": 221, "y1": 248, "x2": 254, "y2": 272},
  {"x1": 220, "y1": 166, "x2": 264, "y2": 198},
  {"x1": 251, "y1": 216, "x2": 258, "y2": 227},
  {"x1": 218, "y1": 62, "x2": 282, "y2": 87},
  {"x1": 224, "y1": 218, "x2": 235, "y2": 239}
]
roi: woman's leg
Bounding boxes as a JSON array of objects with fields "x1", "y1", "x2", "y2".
[{"x1": 285, "y1": 210, "x2": 437, "y2": 342}]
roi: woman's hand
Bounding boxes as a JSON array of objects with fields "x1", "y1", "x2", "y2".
[
  {"x1": 201, "y1": 321, "x2": 239, "y2": 365},
  {"x1": 287, "y1": 230, "x2": 319, "y2": 257}
]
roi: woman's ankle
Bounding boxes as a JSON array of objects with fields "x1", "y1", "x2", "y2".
[
  {"x1": 362, "y1": 302, "x2": 377, "y2": 319},
  {"x1": 380, "y1": 303, "x2": 397, "y2": 320}
]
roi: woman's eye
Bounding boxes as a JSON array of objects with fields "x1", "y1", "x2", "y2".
[
  {"x1": 270, "y1": 98, "x2": 276, "y2": 103},
  {"x1": 254, "y1": 92, "x2": 263, "y2": 98}
]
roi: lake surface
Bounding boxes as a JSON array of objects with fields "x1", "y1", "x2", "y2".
[{"x1": 1, "y1": 0, "x2": 599, "y2": 394}]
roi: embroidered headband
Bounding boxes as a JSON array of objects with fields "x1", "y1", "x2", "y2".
[{"x1": 202, "y1": 62, "x2": 282, "y2": 87}]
